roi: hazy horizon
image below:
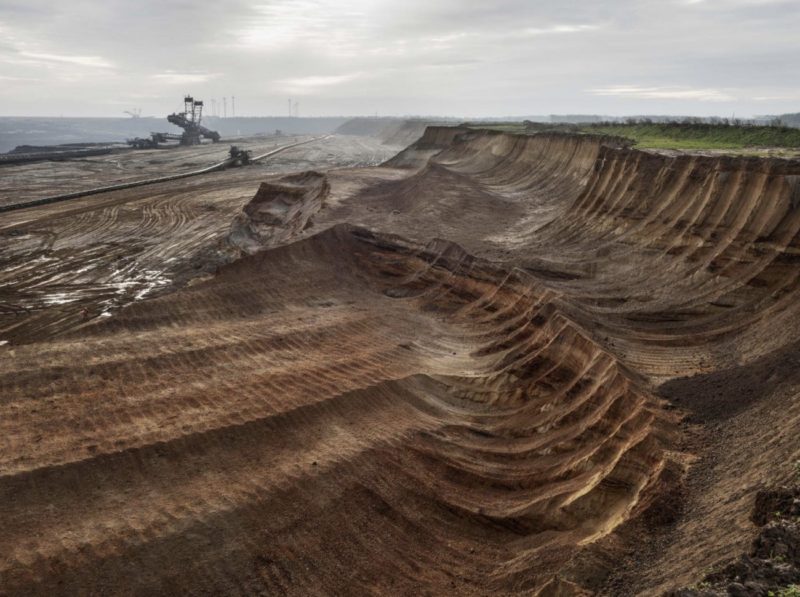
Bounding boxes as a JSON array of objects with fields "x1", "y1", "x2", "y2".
[{"x1": 1, "y1": 0, "x2": 799, "y2": 119}]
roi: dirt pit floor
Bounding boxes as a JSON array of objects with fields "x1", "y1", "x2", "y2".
[{"x1": 1, "y1": 127, "x2": 800, "y2": 595}]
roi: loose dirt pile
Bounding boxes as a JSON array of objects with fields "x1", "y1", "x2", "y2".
[
  {"x1": 228, "y1": 171, "x2": 329, "y2": 255},
  {"x1": 667, "y1": 485, "x2": 800, "y2": 596},
  {"x1": 2, "y1": 127, "x2": 800, "y2": 595}
]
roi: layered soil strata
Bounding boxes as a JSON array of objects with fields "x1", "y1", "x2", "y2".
[{"x1": 2, "y1": 128, "x2": 800, "y2": 594}]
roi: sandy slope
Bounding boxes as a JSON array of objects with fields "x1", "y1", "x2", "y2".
[{"x1": 2, "y1": 127, "x2": 800, "y2": 595}]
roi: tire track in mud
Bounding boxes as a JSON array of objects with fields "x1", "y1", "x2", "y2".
[
  {"x1": 0, "y1": 136, "x2": 390, "y2": 344},
  {"x1": 0, "y1": 137, "x2": 326, "y2": 213}
]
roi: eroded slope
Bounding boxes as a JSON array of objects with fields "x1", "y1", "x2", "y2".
[
  {"x1": 1, "y1": 226, "x2": 675, "y2": 595},
  {"x1": 2, "y1": 128, "x2": 800, "y2": 595}
]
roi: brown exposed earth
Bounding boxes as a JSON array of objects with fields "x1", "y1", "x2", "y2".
[{"x1": 1, "y1": 126, "x2": 800, "y2": 595}]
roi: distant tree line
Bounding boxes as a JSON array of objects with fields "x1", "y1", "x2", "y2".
[{"x1": 588, "y1": 116, "x2": 792, "y2": 130}]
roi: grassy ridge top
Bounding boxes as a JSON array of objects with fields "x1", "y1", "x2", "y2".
[
  {"x1": 463, "y1": 121, "x2": 800, "y2": 152},
  {"x1": 583, "y1": 122, "x2": 800, "y2": 150}
]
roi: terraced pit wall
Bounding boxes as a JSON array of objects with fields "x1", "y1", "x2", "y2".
[{"x1": 2, "y1": 127, "x2": 800, "y2": 595}]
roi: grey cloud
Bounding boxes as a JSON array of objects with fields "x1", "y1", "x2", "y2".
[{"x1": 0, "y1": 0, "x2": 798, "y2": 117}]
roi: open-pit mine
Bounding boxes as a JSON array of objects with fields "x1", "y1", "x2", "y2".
[{"x1": 2, "y1": 123, "x2": 800, "y2": 595}]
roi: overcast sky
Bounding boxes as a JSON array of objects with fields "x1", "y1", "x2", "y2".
[{"x1": 1, "y1": 0, "x2": 799, "y2": 118}]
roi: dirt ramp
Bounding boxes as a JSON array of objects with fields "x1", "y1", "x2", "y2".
[
  {"x1": 320, "y1": 131, "x2": 612, "y2": 258},
  {"x1": 377, "y1": 119, "x2": 432, "y2": 146},
  {"x1": 228, "y1": 170, "x2": 329, "y2": 255},
  {"x1": 382, "y1": 125, "x2": 472, "y2": 168},
  {"x1": 335, "y1": 117, "x2": 442, "y2": 147}
]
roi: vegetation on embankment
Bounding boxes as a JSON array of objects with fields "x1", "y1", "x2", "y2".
[
  {"x1": 462, "y1": 119, "x2": 800, "y2": 152},
  {"x1": 583, "y1": 121, "x2": 800, "y2": 150}
]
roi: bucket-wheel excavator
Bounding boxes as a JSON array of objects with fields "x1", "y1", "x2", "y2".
[
  {"x1": 167, "y1": 96, "x2": 221, "y2": 145},
  {"x1": 127, "y1": 95, "x2": 220, "y2": 149}
]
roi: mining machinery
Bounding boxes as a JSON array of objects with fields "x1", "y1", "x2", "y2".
[
  {"x1": 127, "y1": 95, "x2": 220, "y2": 149},
  {"x1": 167, "y1": 96, "x2": 221, "y2": 145},
  {"x1": 227, "y1": 145, "x2": 251, "y2": 166}
]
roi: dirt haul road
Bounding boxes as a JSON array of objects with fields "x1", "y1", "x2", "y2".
[{"x1": 1, "y1": 127, "x2": 800, "y2": 595}]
